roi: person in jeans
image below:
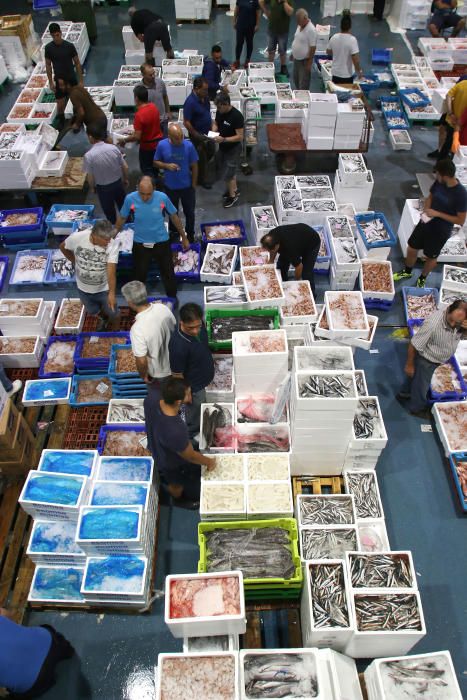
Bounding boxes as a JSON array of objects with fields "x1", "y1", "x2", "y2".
[
  {"x1": 202, "y1": 44, "x2": 231, "y2": 101},
  {"x1": 44, "y1": 22, "x2": 83, "y2": 130},
  {"x1": 259, "y1": 0, "x2": 295, "y2": 76},
  {"x1": 0, "y1": 364, "x2": 22, "y2": 398},
  {"x1": 138, "y1": 62, "x2": 171, "y2": 138},
  {"x1": 169, "y1": 303, "x2": 215, "y2": 441},
  {"x1": 233, "y1": 0, "x2": 261, "y2": 70},
  {"x1": 119, "y1": 85, "x2": 162, "y2": 177},
  {"x1": 261, "y1": 223, "x2": 321, "y2": 295},
  {"x1": 429, "y1": 0, "x2": 465, "y2": 38},
  {"x1": 115, "y1": 176, "x2": 189, "y2": 299},
  {"x1": 397, "y1": 301, "x2": 467, "y2": 419},
  {"x1": 60, "y1": 220, "x2": 120, "y2": 331},
  {"x1": 290, "y1": 9, "x2": 316, "y2": 90},
  {"x1": 183, "y1": 77, "x2": 215, "y2": 189},
  {"x1": 154, "y1": 123, "x2": 199, "y2": 242},
  {"x1": 83, "y1": 123, "x2": 129, "y2": 224},
  {"x1": 327, "y1": 12, "x2": 363, "y2": 84},
  {"x1": 122, "y1": 281, "x2": 176, "y2": 388},
  {"x1": 212, "y1": 93, "x2": 244, "y2": 208},
  {"x1": 0, "y1": 608, "x2": 74, "y2": 699}
]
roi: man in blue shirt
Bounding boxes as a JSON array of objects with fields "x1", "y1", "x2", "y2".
[
  {"x1": 0, "y1": 611, "x2": 74, "y2": 697},
  {"x1": 183, "y1": 77, "x2": 215, "y2": 189},
  {"x1": 202, "y1": 44, "x2": 231, "y2": 100},
  {"x1": 154, "y1": 123, "x2": 199, "y2": 242},
  {"x1": 115, "y1": 175, "x2": 190, "y2": 299},
  {"x1": 169, "y1": 303, "x2": 215, "y2": 440}
]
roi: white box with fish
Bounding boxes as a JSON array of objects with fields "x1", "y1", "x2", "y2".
[
  {"x1": 106, "y1": 399, "x2": 145, "y2": 425},
  {"x1": 37, "y1": 449, "x2": 98, "y2": 480},
  {"x1": 235, "y1": 422, "x2": 291, "y2": 454},
  {"x1": 356, "y1": 519, "x2": 389, "y2": 553},
  {"x1": 203, "y1": 285, "x2": 250, "y2": 311},
  {"x1": 165, "y1": 572, "x2": 246, "y2": 638},
  {"x1": 292, "y1": 345, "x2": 354, "y2": 373},
  {"x1": 295, "y1": 494, "x2": 356, "y2": 530},
  {"x1": 324, "y1": 292, "x2": 369, "y2": 340},
  {"x1": 299, "y1": 525, "x2": 360, "y2": 562},
  {"x1": 344, "y1": 470, "x2": 385, "y2": 521},
  {"x1": 28, "y1": 565, "x2": 85, "y2": 605},
  {"x1": 338, "y1": 154, "x2": 368, "y2": 187},
  {"x1": 22, "y1": 378, "x2": 72, "y2": 406},
  {"x1": 250, "y1": 205, "x2": 278, "y2": 243},
  {"x1": 346, "y1": 551, "x2": 418, "y2": 596},
  {"x1": 81, "y1": 554, "x2": 150, "y2": 603},
  {"x1": 246, "y1": 480, "x2": 293, "y2": 519},
  {"x1": 292, "y1": 370, "x2": 358, "y2": 412},
  {"x1": 241, "y1": 264, "x2": 286, "y2": 310},
  {"x1": 205, "y1": 355, "x2": 235, "y2": 403},
  {"x1": 155, "y1": 651, "x2": 239, "y2": 700},
  {"x1": 54, "y1": 298, "x2": 85, "y2": 334},
  {"x1": 19, "y1": 471, "x2": 89, "y2": 521},
  {"x1": 200, "y1": 243, "x2": 238, "y2": 284},
  {"x1": 280, "y1": 281, "x2": 317, "y2": 325},
  {"x1": 200, "y1": 402, "x2": 235, "y2": 453},
  {"x1": 76, "y1": 505, "x2": 152, "y2": 556},
  {"x1": 337, "y1": 315, "x2": 378, "y2": 352},
  {"x1": 348, "y1": 396, "x2": 387, "y2": 451},
  {"x1": 95, "y1": 456, "x2": 154, "y2": 483},
  {"x1": 0, "y1": 335, "x2": 44, "y2": 368},
  {"x1": 27, "y1": 519, "x2": 85, "y2": 566},
  {"x1": 200, "y1": 481, "x2": 246, "y2": 520}
]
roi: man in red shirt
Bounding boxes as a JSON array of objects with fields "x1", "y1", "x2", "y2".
[{"x1": 120, "y1": 84, "x2": 162, "y2": 176}]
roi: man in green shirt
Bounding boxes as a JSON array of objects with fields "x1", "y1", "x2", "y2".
[{"x1": 259, "y1": 0, "x2": 294, "y2": 76}]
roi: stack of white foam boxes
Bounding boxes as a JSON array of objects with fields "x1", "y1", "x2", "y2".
[
  {"x1": 290, "y1": 345, "x2": 358, "y2": 476},
  {"x1": 325, "y1": 215, "x2": 361, "y2": 291},
  {"x1": 389, "y1": 0, "x2": 431, "y2": 30},
  {"x1": 334, "y1": 104, "x2": 365, "y2": 151},
  {"x1": 122, "y1": 25, "x2": 168, "y2": 66},
  {"x1": 334, "y1": 153, "x2": 373, "y2": 211},
  {"x1": 302, "y1": 93, "x2": 337, "y2": 151},
  {"x1": 315, "y1": 24, "x2": 331, "y2": 52},
  {"x1": 250, "y1": 205, "x2": 279, "y2": 244},
  {"x1": 232, "y1": 329, "x2": 288, "y2": 397},
  {"x1": 274, "y1": 175, "x2": 338, "y2": 227},
  {"x1": 175, "y1": 0, "x2": 212, "y2": 21},
  {"x1": 343, "y1": 396, "x2": 388, "y2": 471},
  {"x1": 113, "y1": 65, "x2": 151, "y2": 108}
]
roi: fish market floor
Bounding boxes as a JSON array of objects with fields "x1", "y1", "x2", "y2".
[{"x1": 2, "y1": 2, "x2": 466, "y2": 698}]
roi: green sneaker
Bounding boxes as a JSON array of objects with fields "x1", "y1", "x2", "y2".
[
  {"x1": 393, "y1": 269, "x2": 413, "y2": 282},
  {"x1": 416, "y1": 276, "x2": 426, "y2": 288}
]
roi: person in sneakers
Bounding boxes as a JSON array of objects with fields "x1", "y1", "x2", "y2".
[
  {"x1": 394, "y1": 159, "x2": 467, "y2": 288},
  {"x1": 0, "y1": 363, "x2": 21, "y2": 398},
  {"x1": 212, "y1": 93, "x2": 244, "y2": 208},
  {"x1": 259, "y1": 0, "x2": 295, "y2": 77},
  {"x1": 202, "y1": 45, "x2": 231, "y2": 101},
  {"x1": 290, "y1": 8, "x2": 316, "y2": 90},
  {"x1": 233, "y1": 0, "x2": 261, "y2": 70},
  {"x1": 397, "y1": 300, "x2": 467, "y2": 419},
  {"x1": 428, "y1": 76, "x2": 467, "y2": 159},
  {"x1": 44, "y1": 23, "x2": 83, "y2": 130}
]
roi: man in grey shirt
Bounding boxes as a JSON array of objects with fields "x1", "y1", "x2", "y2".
[
  {"x1": 83, "y1": 123, "x2": 129, "y2": 224},
  {"x1": 398, "y1": 300, "x2": 467, "y2": 418},
  {"x1": 139, "y1": 62, "x2": 171, "y2": 137}
]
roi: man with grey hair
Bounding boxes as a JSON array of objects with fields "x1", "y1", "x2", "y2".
[
  {"x1": 290, "y1": 8, "x2": 316, "y2": 90},
  {"x1": 60, "y1": 220, "x2": 120, "y2": 330},
  {"x1": 212, "y1": 93, "x2": 244, "y2": 208},
  {"x1": 122, "y1": 280, "x2": 176, "y2": 386}
]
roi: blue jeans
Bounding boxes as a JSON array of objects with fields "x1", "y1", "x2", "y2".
[
  {"x1": 0, "y1": 362, "x2": 12, "y2": 392},
  {"x1": 267, "y1": 30, "x2": 288, "y2": 56},
  {"x1": 400, "y1": 354, "x2": 438, "y2": 413},
  {"x1": 77, "y1": 289, "x2": 119, "y2": 319}
]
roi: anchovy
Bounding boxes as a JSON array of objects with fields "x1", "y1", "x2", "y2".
[
  {"x1": 346, "y1": 472, "x2": 382, "y2": 519},
  {"x1": 308, "y1": 562, "x2": 350, "y2": 628},
  {"x1": 300, "y1": 495, "x2": 355, "y2": 526},
  {"x1": 354, "y1": 594, "x2": 422, "y2": 632},
  {"x1": 301, "y1": 527, "x2": 358, "y2": 560}
]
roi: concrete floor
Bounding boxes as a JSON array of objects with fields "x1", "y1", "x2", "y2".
[{"x1": 1, "y1": 2, "x2": 466, "y2": 698}]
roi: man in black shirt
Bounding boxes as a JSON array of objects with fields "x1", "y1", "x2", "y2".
[
  {"x1": 45, "y1": 23, "x2": 83, "y2": 129},
  {"x1": 129, "y1": 7, "x2": 174, "y2": 65},
  {"x1": 233, "y1": 0, "x2": 261, "y2": 69},
  {"x1": 261, "y1": 223, "x2": 321, "y2": 295},
  {"x1": 212, "y1": 93, "x2": 244, "y2": 208}
]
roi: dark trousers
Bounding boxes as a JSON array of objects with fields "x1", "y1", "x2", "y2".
[
  {"x1": 138, "y1": 147, "x2": 157, "y2": 177},
  {"x1": 278, "y1": 241, "x2": 320, "y2": 296},
  {"x1": 190, "y1": 134, "x2": 216, "y2": 187},
  {"x1": 132, "y1": 240, "x2": 177, "y2": 298},
  {"x1": 332, "y1": 75, "x2": 354, "y2": 84},
  {"x1": 95, "y1": 178, "x2": 126, "y2": 225},
  {"x1": 10, "y1": 625, "x2": 74, "y2": 699},
  {"x1": 0, "y1": 362, "x2": 12, "y2": 392},
  {"x1": 373, "y1": 0, "x2": 386, "y2": 19},
  {"x1": 166, "y1": 186, "x2": 196, "y2": 242},
  {"x1": 236, "y1": 24, "x2": 255, "y2": 63},
  {"x1": 400, "y1": 355, "x2": 438, "y2": 413}
]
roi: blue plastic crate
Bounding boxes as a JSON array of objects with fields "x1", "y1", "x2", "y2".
[
  {"x1": 39, "y1": 335, "x2": 77, "y2": 379},
  {"x1": 1, "y1": 228, "x2": 49, "y2": 250},
  {"x1": 97, "y1": 424, "x2": 147, "y2": 455},
  {"x1": 359, "y1": 73, "x2": 380, "y2": 93},
  {"x1": 200, "y1": 220, "x2": 247, "y2": 246},
  {"x1": 448, "y1": 452, "x2": 467, "y2": 513},
  {"x1": 383, "y1": 109, "x2": 410, "y2": 131},
  {"x1": 402, "y1": 286, "x2": 439, "y2": 326},
  {"x1": 429, "y1": 357, "x2": 467, "y2": 402},
  {"x1": 108, "y1": 344, "x2": 139, "y2": 380},
  {"x1": 44, "y1": 249, "x2": 75, "y2": 286},
  {"x1": 399, "y1": 88, "x2": 430, "y2": 110},
  {"x1": 380, "y1": 96, "x2": 402, "y2": 113},
  {"x1": 0, "y1": 256, "x2": 9, "y2": 292},
  {"x1": 71, "y1": 219, "x2": 97, "y2": 235},
  {"x1": 364, "y1": 297, "x2": 393, "y2": 311},
  {"x1": 373, "y1": 71, "x2": 394, "y2": 87},
  {"x1": 0, "y1": 207, "x2": 43, "y2": 233},
  {"x1": 372, "y1": 48, "x2": 391, "y2": 65},
  {"x1": 9, "y1": 249, "x2": 51, "y2": 287},
  {"x1": 112, "y1": 388, "x2": 148, "y2": 398},
  {"x1": 74, "y1": 332, "x2": 131, "y2": 371},
  {"x1": 70, "y1": 374, "x2": 113, "y2": 407},
  {"x1": 46, "y1": 204, "x2": 95, "y2": 236},
  {"x1": 355, "y1": 212, "x2": 397, "y2": 249},
  {"x1": 170, "y1": 242, "x2": 201, "y2": 280},
  {"x1": 147, "y1": 295, "x2": 177, "y2": 312}
]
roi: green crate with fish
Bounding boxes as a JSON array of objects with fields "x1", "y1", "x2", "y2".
[
  {"x1": 198, "y1": 518, "x2": 303, "y2": 590},
  {"x1": 206, "y1": 308, "x2": 281, "y2": 351},
  {"x1": 244, "y1": 585, "x2": 302, "y2": 601}
]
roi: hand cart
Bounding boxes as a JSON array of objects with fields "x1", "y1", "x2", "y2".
[{"x1": 240, "y1": 95, "x2": 261, "y2": 176}]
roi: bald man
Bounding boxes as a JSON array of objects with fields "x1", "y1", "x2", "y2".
[{"x1": 154, "y1": 124, "x2": 199, "y2": 242}]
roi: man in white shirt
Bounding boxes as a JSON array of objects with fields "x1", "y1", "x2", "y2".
[
  {"x1": 122, "y1": 280, "x2": 176, "y2": 387},
  {"x1": 326, "y1": 12, "x2": 362, "y2": 84},
  {"x1": 290, "y1": 9, "x2": 316, "y2": 90},
  {"x1": 60, "y1": 220, "x2": 120, "y2": 330}
]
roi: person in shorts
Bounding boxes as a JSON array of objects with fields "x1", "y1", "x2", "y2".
[
  {"x1": 212, "y1": 93, "x2": 244, "y2": 208},
  {"x1": 60, "y1": 220, "x2": 120, "y2": 330},
  {"x1": 394, "y1": 159, "x2": 467, "y2": 287},
  {"x1": 429, "y1": 0, "x2": 465, "y2": 38},
  {"x1": 259, "y1": 0, "x2": 294, "y2": 76}
]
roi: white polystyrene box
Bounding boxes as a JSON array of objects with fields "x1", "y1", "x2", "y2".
[
  {"x1": 19, "y1": 471, "x2": 89, "y2": 521},
  {"x1": 155, "y1": 652, "x2": 239, "y2": 700}
]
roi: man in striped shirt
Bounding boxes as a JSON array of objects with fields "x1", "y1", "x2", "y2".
[{"x1": 397, "y1": 300, "x2": 467, "y2": 418}]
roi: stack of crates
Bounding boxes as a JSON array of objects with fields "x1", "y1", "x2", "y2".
[
  {"x1": 108, "y1": 344, "x2": 147, "y2": 398},
  {"x1": 205, "y1": 308, "x2": 281, "y2": 351},
  {"x1": 74, "y1": 332, "x2": 130, "y2": 374},
  {"x1": 0, "y1": 207, "x2": 46, "y2": 249}
]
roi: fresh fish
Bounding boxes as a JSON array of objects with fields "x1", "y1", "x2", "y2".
[
  {"x1": 211, "y1": 315, "x2": 275, "y2": 341},
  {"x1": 202, "y1": 404, "x2": 232, "y2": 449},
  {"x1": 205, "y1": 286, "x2": 247, "y2": 303},
  {"x1": 308, "y1": 562, "x2": 350, "y2": 628},
  {"x1": 349, "y1": 553, "x2": 413, "y2": 589},
  {"x1": 354, "y1": 593, "x2": 422, "y2": 631}
]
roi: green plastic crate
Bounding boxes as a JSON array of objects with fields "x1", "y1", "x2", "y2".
[
  {"x1": 198, "y1": 518, "x2": 303, "y2": 588},
  {"x1": 244, "y1": 586, "x2": 302, "y2": 601},
  {"x1": 39, "y1": 90, "x2": 56, "y2": 103},
  {"x1": 205, "y1": 308, "x2": 280, "y2": 351}
]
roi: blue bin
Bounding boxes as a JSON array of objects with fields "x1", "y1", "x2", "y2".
[
  {"x1": 371, "y1": 48, "x2": 391, "y2": 65},
  {"x1": 70, "y1": 374, "x2": 113, "y2": 407},
  {"x1": 1, "y1": 228, "x2": 49, "y2": 250},
  {"x1": 9, "y1": 249, "x2": 51, "y2": 287},
  {"x1": 147, "y1": 295, "x2": 177, "y2": 312},
  {"x1": 44, "y1": 249, "x2": 76, "y2": 286},
  {"x1": 0, "y1": 256, "x2": 9, "y2": 292},
  {"x1": 402, "y1": 286, "x2": 439, "y2": 326},
  {"x1": 108, "y1": 344, "x2": 140, "y2": 380},
  {"x1": 400, "y1": 88, "x2": 430, "y2": 110},
  {"x1": 364, "y1": 297, "x2": 393, "y2": 311},
  {"x1": 39, "y1": 335, "x2": 78, "y2": 379},
  {"x1": 0, "y1": 207, "x2": 43, "y2": 233},
  {"x1": 74, "y1": 332, "x2": 130, "y2": 372},
  {"x1": 355, "y1": 212, "x2": 397, "y2": 249},
  {"x1": 171, "y1": 242, "x2": 201, "y2": 281},
  {"x1": 46, "y1": 204, "x2": 95, "y2": 236},
  {"x1": 200, "y1": 220, "x2": 247, "y2": 246},
  {"x1": 97, "y1": 424, "x2": 147, "y2": 455},
  {"x1": 428, "y1": 357, "x2": 467, "y2": 403},
  {"x1": 383, "y1": 109, "x2": 410, "y2": 131},
  {"x1": 448, "y1": 452, "x2": 467, "y2": 513}
]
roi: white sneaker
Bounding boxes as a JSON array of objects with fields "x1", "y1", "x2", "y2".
[{"x1": 7, "y1": 379, "x2": 22, "y2": 397}]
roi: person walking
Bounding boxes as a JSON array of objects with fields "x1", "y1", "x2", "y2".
[
  {"x1": 372, "y1": 0, "x2": 386, "y2": 20},
  {"x1": 183, "y1": 77, "x2": 215, "y2": 189},
  {"x1": 115, "y1": 176, "x2": 189, "y2": 299},
  {"x1": 119, "y1": 85, "x2": 163, "y2": 177},
  {"x1": 259, "y1": 0, "x2": 295, "y2": 77},
  {"x1": 60, "y1": 220, "x2": 120, "y2": 330},
  {"x1": 327, "y1": 12, "x2": 363, "y2": 84},
  {"x1": 138, "y1": 62, "x2": 171, "y2": 138},
  {"x1": 428, "y1": 77, "x2": 467, "y2": 159},
  {"x1": 233, "y1": 0, "x2": 261, "y2": 69},
  {"x1": 394, "y1": 159, "x2": 467, "y2": 288},
  {"x1": 154, "y1": 123, "x2": 199, "y2": 243},
  {"x1": 45, "y1": 22, "x2": 83, "y2": 130},
  {"x1": 202, "y1": 44, "x2": 231, "y2": 100},
  {"x1": 290, "y1": 8, "x2": 316, "y2": 90},
  {"x1": 429, "y1": 0, "x2": 465, "y2": 38},
  {"x1": 58, "y1": 76, "x2": 108, "y2": 135},
  {"x1": 260, "y1": 223, "x2": 321, "y2": 295},
  {"x1": 122, "y1": 281, "x2": 176, "y2": 389},
  {"x1": 129, "y1": 7, "x2": 174, "y2": 64},
  {"x1": 83, "y1": 123, "x2": 129, "y2": 225},
  {"x1": 212, "y1": 93, "x2": 244, "y2": 208},
  {"x1": 397, "y1": 300, "x2": 467, "y2": 418},
  {"x1": 144, "y1": 377, "x2": 216, "y2": 509},
  {"x1": 169, "y1": 303, "x2": 215, "y2": 441},
  {"x1": 0, "y1": 609, "x2": 74, "y2": 699},
  {"x1": 0, "y1": 364, "x2": 22, "y2": 398}
]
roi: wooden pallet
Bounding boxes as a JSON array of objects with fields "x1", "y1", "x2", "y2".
[
  {"x1": 242, "y1": 605, "x2": 302, "y2": 649},
  {"x1": 292, "y1": 475, "x2": 345, "y2": 501}
]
